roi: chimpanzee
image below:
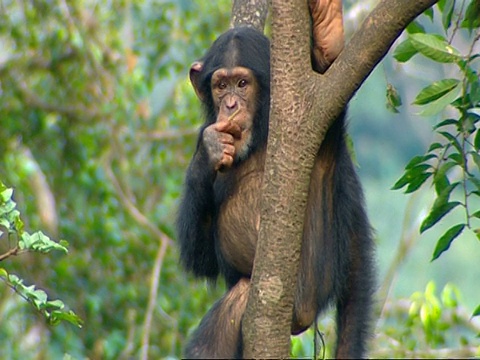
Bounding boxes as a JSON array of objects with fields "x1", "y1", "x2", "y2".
[{"x1": 176, "y1": 26, "x2": 375, "y2": 358}]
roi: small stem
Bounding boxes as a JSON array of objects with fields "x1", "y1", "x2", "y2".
[
  {"x1": 0, "y1": 246, "x2": 19, "y2": 262},
  {"x1": 228, "y1": 108, "x2": 241, "y2": 122}
]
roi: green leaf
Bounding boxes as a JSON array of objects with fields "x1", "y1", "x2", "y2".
[
  {"x1": 440, "y1": 182, "x2": 459, "y2": 202},
  {"x1": 413, "y1": 79, "x2": 460, "y2": 105},
  {"x1": 433, "y1": 118, "x2": 457, "y2": 129},
  {"x1": 423, "y1": 8, "x2": 434, "y2": 22},
  {"x1": 473, "y1": 304, "x2": 480, "y2": 317},
  {"x1": 440, "y1": 0, "x2": 455, "y2": 30},
  {"x1": 461, "y1": 0, "x2": 480, "y2": 29},
  {"x1": 439, "y1": 131, "x2": 462, "y2": 153},
  {"x1": 431, "y1": 224, "x2": 464, "y2": 261},
  {"x1": 475, "y1": 129, "x2": 480, "y2": 151},
  {"x1": 0, "y1": 188, "x2": 13, "y2": 203},
  {"x1": 392, "y1": 164, "x2": 432, "y2": 191},
  {"x1": 434, "y1": 162, "x2": 458, "y2": 195},
  {"x1": 404, "y1": 154, "x2": 435, "y2": 170},
  {"x1": 470, "y1": 79, "x2": 480, "y2": 104},
  {"x1": 19, "y1": 233, "x2": 31, "y2": 249},
  {"x1": 0, "y1": 218, "x2": 9, "y2": 229},
  {"x1": 406, "y1": 21, "x2": 426, "y2": 34},
  {"x1": 386, "y1": 83, "x2": 402, "y2": 113},
  {"x1": 421, "y1": 201, "x2": 461, "y2": 233},
  {"x1": 474, "y1": 228, "x2": 480, "y2": 241},
  {"x1": 45, "y1": 299, "x2": 65, "y2": 311},
  {"x1": 393, "y1": 39, "x2": 418, "y2": 62},
  {"x1": 418, "y1": 84, "x2": 461, "y2": 117},
  {"x1": 20, "y1": 231, "x2": 68, "y2": 254},
  {"x1": 420, "y1": 303, "x2": 432, "y2": 329},
  {"x1": 406, "y1": 172, "x2": 432, "y2": 193},
  {"x1": 0, "y1": 270, "x2": 82, "y2": 327},
  {"x1": 29, "y1": 289, "x2": 48, "y2": 308},
  {"x1": 441, "y1": 283, "x2": 460, "y2": 308},
  {"x1": 448, "y1": 152, "x2": 464, "y2": 166},
  {"x1": 59, "y1": 239, "x2": 69, "y2": 248},
  {"x1": 428, "y1": 142, "x2": 444, "y2": 152},
  {"x1": 417, "y1": 85, "x2": 461, "y2": 116},
  {"x1": 409, "y1": 33, "x2": 462, "y2": 63},
  {"x1": 50, "y1": 310, "x2": 83, "y2": 328},
  {"x1": 471, "y1": 151, "x2": 480, "y2": 170},
  {"x1": 0, "y1": 199, "x2": 16, "y2": 217},
  {"x1": 461, "y1": 112, "x2": 479, "y2": 134},
  {"x1": 467, "y1": 108, "x2": 480, "y2": 122}
]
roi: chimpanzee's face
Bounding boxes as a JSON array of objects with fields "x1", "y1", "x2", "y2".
[{"x1": 210, "y1": 66, "x2": 258, "y2": 159}]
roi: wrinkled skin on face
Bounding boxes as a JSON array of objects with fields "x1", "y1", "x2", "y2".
[
  {"x1": 178, "y1": 22, "x2": 374, "y2": 360},
  {"x1": 210, "y1": 66, "x2": 258, "y2": 166},
  {"x1": 193, "y1": 65, "x2": 259, "y2": 171}
]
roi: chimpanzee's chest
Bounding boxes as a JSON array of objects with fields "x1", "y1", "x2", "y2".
[{"x1": 214, "y1": 153, "x2": 265, "y2": 276}]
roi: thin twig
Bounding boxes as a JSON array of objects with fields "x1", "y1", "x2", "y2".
[
  {"x1": 0, "y1": 246, "x2": 19, "y2": 262},
  {"x1": 103, "y1": 160, "x2": 172, "y2": 244},
  {"x1": 140, "y1": 234, "x2": 169, "y2": 360},
  {"x1": 103, "y1": 158, "x2": 173, "y2": 359},
  {"x1": 377, "y1": 192, "x2": 422, "y2": 319}
]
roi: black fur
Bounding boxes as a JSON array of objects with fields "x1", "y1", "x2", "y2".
[{"x1": 176, "y1": 27, "x2": 375, "y2": 359}]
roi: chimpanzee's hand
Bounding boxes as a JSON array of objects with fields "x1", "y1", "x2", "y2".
[{"x1": 202, "y1": 121, "x2": 242, "y2": 171}]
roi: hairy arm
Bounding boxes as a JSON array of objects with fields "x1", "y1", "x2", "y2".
[{"x1": 176, "y1": 132, "x2": 220, "y2": 279}]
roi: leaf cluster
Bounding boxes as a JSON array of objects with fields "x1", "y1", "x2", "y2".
[
  {"x1": 391, "y1": 0, "x2": 480, "y2": 318},
  {"x1": 291, "y1": 281, "x2": 480, "y2": 357},
  {"x1": 0, "y1": 182, "x2": 81, "y2": 327},
  {"x1": 0, "y1": 0, "x2": 230, "y2": 357},
  {"x1": 378, "y1": 282, "x2": 480, "y2": 356}
]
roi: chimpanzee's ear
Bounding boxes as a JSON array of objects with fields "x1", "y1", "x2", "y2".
[{"x1": 189, "y1": 61, "x2": 205, "y2": 101}]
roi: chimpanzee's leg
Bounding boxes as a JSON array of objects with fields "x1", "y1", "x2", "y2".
[
  {"x1": 335, "y1": 228, "x2": 375, "y2": 359},
  {"x1": 184, "y1": 278, "x2": 249, "y2": 359}
]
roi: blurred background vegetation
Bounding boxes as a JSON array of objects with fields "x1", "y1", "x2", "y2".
[{"x1": 0, "y1": 0, "x2": 478, "y2": 358}]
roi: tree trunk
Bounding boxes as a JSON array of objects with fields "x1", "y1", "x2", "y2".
[
  {"x1": 230, "y1": 0, "x2": 268, "y2": 31},
  {"x1": 240, "y1": 0, "x2": 439, "y2": 358}
]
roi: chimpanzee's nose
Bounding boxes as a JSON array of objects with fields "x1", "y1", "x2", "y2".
[{"x1": 225, "y1": 96, "x2": 238, "y2": 110}]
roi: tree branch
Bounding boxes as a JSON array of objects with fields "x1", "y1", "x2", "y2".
[
  {"x1": 103, "y1": 157, "x2": 173, "y2": 359},
  {"x1": 0, "y1": 246, "x2": 19, "y2": 262},
  {"x1": 15, "y1": 77, "x2": 99, "y2": 120},
  {"x1": 140, "y1": 233, "x2": 170, "y2": 360},
  {"x1": 243, "y1": 0, "x2": 439, "y2": 358},
  {"x1": 243, "y1": 1, "x2": 313, "y2": 357},
  {"x1": 230, "y1": 0, "x2": 268, "y2": 31},
  {"x1": 319, "y1": 0, "x2": 439, "y2": 123}
]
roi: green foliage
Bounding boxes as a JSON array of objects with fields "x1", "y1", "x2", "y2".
[
  {"x1": 392, "y1": 3, "x2": 480, "y2": 277},
  {"x1": 290, "y1": 282, "x2": 480, "y2": 358},
  {"x1": 375, "y1": 282, "x2": 480, "y2": 357},
  {"x1": 390, "y1": 1, "x2": 480, "y2": 327},
  {"x1": 386, "y1": 83, "x2": 403, "y2": 113},
  {"x1": 0, "y1": 182, "x2": 81, "y2": 327},
  {"x1": 1, "y1": 0, "x2": 479, "y2": 358},
  {"x1": 19, "y1": 232, "x2": 69, "y2": 254},
  {"x1": 0, "y1": 269, "x2": 82, "y2": 327},
  {"x1": 412, "y1": 78, "x2": 461, "y2": 108},
  {"x1": 0, "y1": 0, "x2": 230, "y2": 358}
]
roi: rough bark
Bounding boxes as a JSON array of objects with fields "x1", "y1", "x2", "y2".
[
  {"x1": 230, "y1": 0, "x2": 268, "y2": 32},
  {"x1": 242, "y1": 0, "x2": 439, "y2": 358}
]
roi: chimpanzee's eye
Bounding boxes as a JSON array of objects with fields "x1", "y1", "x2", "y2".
[
  {"x1": 238, "y1": 79, "x2": 247, "y2": 88},
  {"x1": 218, "y1": 82, "x2": 227, "y2": 90}
]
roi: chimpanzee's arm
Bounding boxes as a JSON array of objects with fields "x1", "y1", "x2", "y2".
[{"x1": 176, "y1": 136, "x2": 219, "y2": 280}]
